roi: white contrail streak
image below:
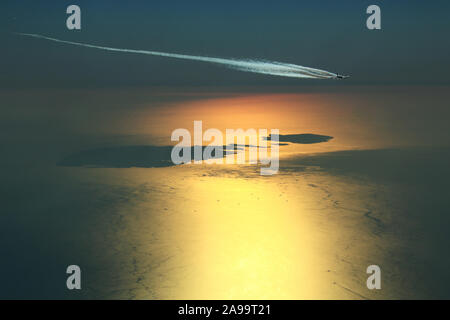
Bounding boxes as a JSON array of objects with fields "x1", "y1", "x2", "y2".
[{"x1": 16, "y1": 32, "x2": 339, "y2": 79}]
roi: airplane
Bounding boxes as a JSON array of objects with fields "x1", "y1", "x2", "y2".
[{"x1": 335, "y1": 74, "x2": 350, "y2": 79}]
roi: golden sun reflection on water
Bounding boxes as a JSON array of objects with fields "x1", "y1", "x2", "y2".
[
  {"x1": 5, "y1": 87, "x2": 450, "y2": 299},
  {"x1": 62, "y1": 89, "x2": 448, "y2": 299},
  {"x1": 131, "y1": 92, "x2": 410, "y2": 153},
  {"x1": 87, "y1": 164, "x2": 391, "y2": 300},
  {"x1": 175, "y1": 176, "x2": 322, "y2": 299}
]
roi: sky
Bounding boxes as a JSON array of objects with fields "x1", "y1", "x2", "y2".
[{"x1": 1, "y1": 0, "x2": 450, "y2": 88}]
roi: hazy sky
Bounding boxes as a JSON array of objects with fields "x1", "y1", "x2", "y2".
[{"x1": 1, "y1": 0, "x2": 450, "y2": 88}]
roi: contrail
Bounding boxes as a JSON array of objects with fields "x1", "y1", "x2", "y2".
[{"x1": 16, "y1": 32, "x2": 342, "y2": 79}]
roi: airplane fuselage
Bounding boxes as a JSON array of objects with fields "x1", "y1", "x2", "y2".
[{"x1": 336, "y1": 74, "x2": 350, "y2": 79}]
